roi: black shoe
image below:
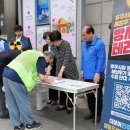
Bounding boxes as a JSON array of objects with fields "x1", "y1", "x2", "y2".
[
  {"x1": 84, "y1": 113, "x2": 94, "y2": 120},
  {"x1": 66, "y1": 108, "x2": 72, "y2": 114},
  {"x1": 55, "y1": 106, "x2": 66, "y2": 111},
  {"x1": 47, "y1": 101, "x2": 52, "y2": 104},
  {"x1": 0, "y1": 113, "x2": 10, "y2": 119},
  {"x1": 25, "y1": 121, "x2": 42, "y2": 129},
  {"x1": 50, "y1": 101, "x2": 57, "y2": 106},
  {"x1": 92, "y1": 115, "x2": 101, "y2": 123},
  {"x1": 14, "y1": 123, "x2": 25, "y2": 130}
]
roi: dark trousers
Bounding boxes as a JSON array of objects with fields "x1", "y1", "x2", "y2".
[
  {"x1": 84, "y1": 79, "x2": 104, "y2": 116},
  {"x1": 0, "y1": 83, "x2": 8, "y2": 116},
  {"x1": 48, "y1": 60, "x2": 58, "y2": 101},
  {"x1": 59, "y1": 74, "x2": 73, "y2": 108},
  {"x1": 49, "y1": 89, "x2": 58, "y2": 101},
  {"x1": 60, "y1": 91, "x2": 73, "y2": 108}
]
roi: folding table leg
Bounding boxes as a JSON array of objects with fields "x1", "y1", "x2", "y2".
[
  {"x1": 95, "y1": 88, "x2": 98, "y2": 126},
  {"x1": 65, "y1": 92, "x2": 76, "y2": 130},
  {"x1": 73, "y1": 93, "x2": 76, "y2": 130}
]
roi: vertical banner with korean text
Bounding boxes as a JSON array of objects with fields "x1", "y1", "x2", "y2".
[
  {"x1": 23, "y1": 0, "x2": 36, "y2": 48},
  {"x1": 101, "y1": 0, "x2": 130, "y2": 130},
  {"x1": 51, "y1": 0, "x2": 77, "y2": 57}
]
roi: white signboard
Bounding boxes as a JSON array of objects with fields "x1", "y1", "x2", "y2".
[{"x1": 23, "y1": 0, "x2": 36, "y2": 48}]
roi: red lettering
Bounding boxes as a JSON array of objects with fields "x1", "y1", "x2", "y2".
[
  {"x1": 114, "y1": 28, "x2": 125, "y2": 35},
  {"x1": 111, "y1": 43, "x2": 119, "y2": 56},
  {"x1": 123, "y1": 40, "x2": 130, "y2": 54},
  {"x1": 124, "y1": 26, "x2": 130, "y2": 40},
  {"x1": 112, "y1": 26, "x2": 130, "y2": 56},
  {"x1": 114, "y1": 28, "x2": 125, "y2": 42},
  {"x1": 114, "y1": 35, "x2": 123, "y2": 41},
  {"x1": 119, "y1": 42, "x2": 123, "y2": 54}
]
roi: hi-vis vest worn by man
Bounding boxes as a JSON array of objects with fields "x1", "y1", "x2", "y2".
[{"x1": 7, "y1": 50, "x2": 44, "y2": 92}]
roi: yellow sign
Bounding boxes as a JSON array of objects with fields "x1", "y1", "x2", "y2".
[{"x1": 9, "y1": 41, "x2": 22, "y2": 50}]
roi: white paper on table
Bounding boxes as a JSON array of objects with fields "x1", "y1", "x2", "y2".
[{"x1": 52, "y1": 79, "x2": 65, "y2": 84}]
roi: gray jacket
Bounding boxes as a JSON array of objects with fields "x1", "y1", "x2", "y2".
[{"x1": 51, "y1": 40, "x2": 79, "y2": 80}]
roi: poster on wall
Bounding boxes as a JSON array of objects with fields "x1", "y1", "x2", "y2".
[
  {"x1": 101, "y1": 0, "x2": 130, "y2": 130},
  {"x1": 37, "y1": 25, "x2": 50, "y2": 52},
  {"x1": 23, "y1": 0, "x2": 36, "y2": 48},
  {"x1": 51, "y1": 0, "x2": 77, "y2": 57},
  {"x1": 36, "y1": 0, "x2": 49, "y2": 25}
]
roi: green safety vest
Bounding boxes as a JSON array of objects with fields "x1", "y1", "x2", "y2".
[{"x1": 7, "y1": 50, "x2": 44, "y2": 92}]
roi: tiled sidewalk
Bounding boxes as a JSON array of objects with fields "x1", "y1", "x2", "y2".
[{"x1": 0, "y1": 91, "x2": 100, "y2": 130}]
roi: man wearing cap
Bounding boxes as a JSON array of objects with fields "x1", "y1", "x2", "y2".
[{"x1": 3, "y1": 50, "x2": 54, "y2": 130}]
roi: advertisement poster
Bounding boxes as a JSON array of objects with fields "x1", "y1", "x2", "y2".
[
  {"x1": 51, "y1": 0, "x2": 77, "y2": 57},
  {"x1": 36, "y1": 25, "x2": 50, "y2": 52},
  {"x1": 23, "y1": 0, "x2": 36, "y2": 48},
  {"x1": 101, "y1": 0, "x2": 130, "y2": 130},
  {"x1": 36, "y1": 0, "x2": 49, "y2": 25}
]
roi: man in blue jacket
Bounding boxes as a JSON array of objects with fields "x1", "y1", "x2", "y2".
[
  {"x1": 81, "y1": 25, "x2": 106, "y2": 122},
  {"x1": 0, "y1": 29, "x2": 9, "y2": 52}
]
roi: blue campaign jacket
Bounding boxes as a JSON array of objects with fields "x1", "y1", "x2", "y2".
[
  {"x1": 81, "y1": 36, "x2": 106, "y2": 80},
  {"x1": 0, "y1": 39, "x2": 9, "y2": 52}
]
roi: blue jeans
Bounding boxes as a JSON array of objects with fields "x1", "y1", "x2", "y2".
[{"x1": 3, "y1": 77, "x2": 34, "y2": 126}]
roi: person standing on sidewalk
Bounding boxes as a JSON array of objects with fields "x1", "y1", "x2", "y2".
[
  {"x1": 49, "y1": 31, "x2": 79, "y2": 114},
  {"x1": 10, "y1": 25, "x2": 32, "y2": 51},
  {"x1": 81, "y1": 25, "x2": 106, "y2": 122},
  {"x1": 3, "y1": 50, "x2": 54, "y2": 130},
  {"x1": 0, "y1": 29, "x2": 9, "y2": 52},
  {"x1": 43, "y1": 32, "x2": 58, "y2": 106},
  {"x1": 0, "y1": 50, "x2": 21, "y2": 119}
]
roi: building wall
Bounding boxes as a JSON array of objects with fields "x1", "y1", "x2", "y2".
[
  {"x1": 85, "y1": 0, "x2": 114, "y2": 64},
  {"x1": 0, "y1": 0, "x2": 4, "y2": 33},
  {"x1": 75, "y1": 0, "x2": 82, "y2": 72},
  {"x1": 0, "y1": 0, "x2": 4, "y2": 13},
  {"x1": 74, "y1": 0, "x2": 114, "y2": 73},
  {"x1": 4, "y1": 0, "x2": 16, "y2": 40}
]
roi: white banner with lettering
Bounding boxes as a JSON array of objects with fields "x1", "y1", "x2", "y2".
[{"x1": 23, "y1": 0, "x2": 36, "y2": 48}]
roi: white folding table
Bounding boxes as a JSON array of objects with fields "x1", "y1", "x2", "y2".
[{"x1": 36, "y1": 79, "x2": 99, "y2": 130}]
